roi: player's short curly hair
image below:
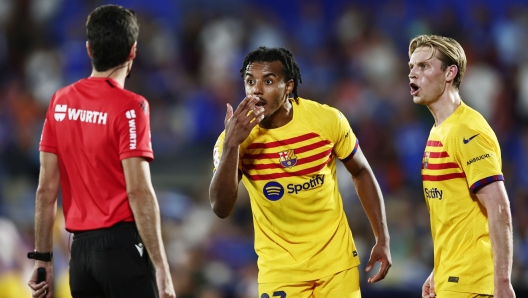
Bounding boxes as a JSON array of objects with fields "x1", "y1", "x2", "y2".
[
  {"x1": 86, "y1": 5, "x2": 139, "y2": 72},
  {"x1": 240, "y1": 46, "x2": 302, "y2": 101},
  {"x1": 409, "y1": 35, "x2": 466, "y2": 89}
]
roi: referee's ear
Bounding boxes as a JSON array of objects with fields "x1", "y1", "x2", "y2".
[
  {"x1": 86, "y1": 41, "x2": 93, "y2": 59},
  {"x1": 127, "y1": 42, "x2": 137, "y2": 61}
]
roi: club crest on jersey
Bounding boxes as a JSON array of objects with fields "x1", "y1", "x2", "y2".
[
  {"x1": 278, "y1": 149, "x2": 297, "y2": 168},
  {"x1": 423, "y1": 151, "x2": 430, "y2": 169}
]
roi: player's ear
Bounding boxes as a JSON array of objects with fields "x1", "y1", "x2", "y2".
[
  {"x1": 286, "y1": 79, "x2": 294, "y2": 95},
  {"x1": 86, "y1": 41, "x2": 93, "y2": 59},
  {"x1": 445, "y1": 64, "x2": 458, "y2": 85},
  {"x1": 128, "y1": 42, "x2": 137, "y2": 61}
]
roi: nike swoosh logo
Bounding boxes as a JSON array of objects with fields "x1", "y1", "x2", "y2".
[{"x1": 463, "y1": 134, "x2": 479, "y2": 144}]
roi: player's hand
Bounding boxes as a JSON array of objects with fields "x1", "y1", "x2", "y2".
[
  {"x1": 224, "y1": 95, "x2": 265, "y2": 147},
  {"x1": 365, "y1": 241, "x2": 391, "y2": 283},
  {"x1": 422, "y1": 270, "x2": 435, "y2": 297},
  {"x1": 156, "y1": 269, "x2": 176, "y2": 298},
  {"x1": 28, "y1": 262, "x2": 54, "y2": 298},
  {"x1": 494, "y1": 280, "x2": 515, "y2": 298}
]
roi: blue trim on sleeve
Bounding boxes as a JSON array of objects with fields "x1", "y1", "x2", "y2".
[
  {"x1": 470, "y1": 175, "x2": 504, "y2": 193},
  {"x1": 341, "y1": 138, "x2": 359, "y2": 162}
]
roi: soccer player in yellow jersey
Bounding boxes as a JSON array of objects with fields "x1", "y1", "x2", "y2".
[
  {"x1": 209, "y1": 47, "x2": 392, "y2": 297},
  {"x1": 408, "y1": 35, "x2": 515, "y2": 298}
]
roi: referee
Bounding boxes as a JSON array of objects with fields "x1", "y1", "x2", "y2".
[{"x1": 27, "y1": 5, "x2": 176, "y2": 298}]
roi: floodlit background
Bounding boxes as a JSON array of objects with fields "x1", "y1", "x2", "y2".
[{"x1": 0, "y1": 0, "x2": 527, "y2": 297}]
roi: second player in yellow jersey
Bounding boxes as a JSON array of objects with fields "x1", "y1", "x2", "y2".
[
  {"x1": 214, "y1": 97, "x2": 360, "y2": 283},
  {"x1": 210, "y1": 47, "x2": 392, "y2": 298}
]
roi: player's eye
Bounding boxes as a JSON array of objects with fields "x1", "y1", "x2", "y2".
[{"x1": 265, "y1": 79, "x2": 273, "y2": 84}]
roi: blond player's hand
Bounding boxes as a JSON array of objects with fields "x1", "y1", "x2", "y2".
[
  {"x1": 494, "y1": 281, "x2": 515, "y2": 298},
  {"x1": 224, "y1": 95, "x2": 264, "y2": 147},
  {"x1": 422, "y1": 271, "x2": 435, "y2": 297}
]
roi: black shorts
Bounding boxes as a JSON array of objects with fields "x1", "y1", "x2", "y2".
[{"x1": 69, "y1": 222, "x2": 158, "y2": 298}]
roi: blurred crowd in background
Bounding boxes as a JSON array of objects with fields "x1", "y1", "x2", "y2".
[{"x1": 1, "y1": 0, "x2": 528, "y2": 297}]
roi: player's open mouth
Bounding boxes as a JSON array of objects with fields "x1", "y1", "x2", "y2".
[
  {"x1": 255, "y1": 99, "x2": 266, "y2": 107},
  {"x1": 410, "y1": 83, "x2": 420, "y2": 96}
]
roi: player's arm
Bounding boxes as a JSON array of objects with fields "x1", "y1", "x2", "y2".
[
  {"x1": 209, "y1": 144, "x2": 243, "y2": 218},
  {"x1": 342, "y1": 146, "x2": 391, "y2": 283},
  {"x1": 475, "y1": 181, "x2": 515, "y2": 297},
  {"x1": 209, "y1": 96, "x2": 263, "y2": 218},
  {"x1": 122, "y1": 157, "x2": 175, "y2": 298},
  {"x1": 29, "y1": 152, "x2": 60, "y2": 298}
]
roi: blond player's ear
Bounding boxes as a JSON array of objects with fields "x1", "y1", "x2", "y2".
[{"x1": 445, "y1": 65, "x2": 458, "y2": 85}]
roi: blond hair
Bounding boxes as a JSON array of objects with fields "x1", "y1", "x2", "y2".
[{"x1": 408, "y1": 35, "x2": 467, "y2": 89}]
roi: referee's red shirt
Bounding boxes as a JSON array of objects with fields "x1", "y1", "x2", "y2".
[{"x1": 39, "y1": 77, "x2": 154, "y2": 232}]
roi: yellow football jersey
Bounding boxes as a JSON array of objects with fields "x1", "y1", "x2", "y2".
[
  {"x1": 422, "y1": 102, "x2": 503, "y2": 295},
  {"x1": 213, "y1": 97, "x2": 360, "y2": 283}
]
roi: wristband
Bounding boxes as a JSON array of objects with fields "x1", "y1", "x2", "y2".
[{"x1": 27, "y1": 251, "x2": 53, "y2": 262}]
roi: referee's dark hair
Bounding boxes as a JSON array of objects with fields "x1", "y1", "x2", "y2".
[
  {"x1": 86, "y1": 5, "x2": 139, "y2": 72},
  {"x1": 240, "y1": 46, "x2": 302, "y2": 101}
]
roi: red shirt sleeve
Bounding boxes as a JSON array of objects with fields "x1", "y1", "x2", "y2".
[{"x1": 117, "y1": 97, "x2": 154, "y2": 162}]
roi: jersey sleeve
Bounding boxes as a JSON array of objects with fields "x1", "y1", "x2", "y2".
[
  {"x1": 453, "y1": 129, "x2": 503, "y2": 193},
  {"x1": 39, "y1": 94, "x2": 58, "y2": 154},
  {"x1": 117, "y1": 97, "x2": 154, "y2": 162},
  {"x1": 213, "y1": 131, "x2": 226, "y2": 172},
  {"x1": 326, "y1": 107, "x2": 358, "y2": 161}
]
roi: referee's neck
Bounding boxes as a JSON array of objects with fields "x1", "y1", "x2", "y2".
[{"x1": 90, "y1": 64, "x2": 129, "y2": 88}]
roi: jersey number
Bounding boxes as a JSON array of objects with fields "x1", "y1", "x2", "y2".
[{"x1": 261, "y1": 291, "x2": 286, "y2": 298}]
